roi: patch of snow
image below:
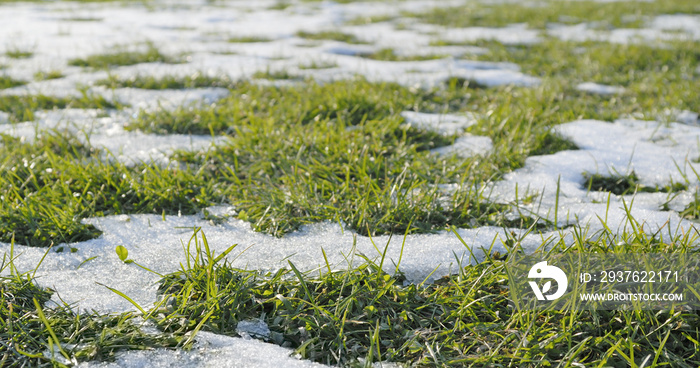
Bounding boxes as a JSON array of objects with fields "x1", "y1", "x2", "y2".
[
  {"x1": 489, "y1": 119, "x2": 700, "y2": 229},
  {"x1": 650, "y1": 14, "x2": 700, "y2": 38},
  {"x1": 0, "y1": 111, "x2": 10, "y2": 124},
  {"x1": 104, "y1": 87, "x2": 229, "y2": 112},
  {"x1": 431, "y1": 135, "x2": 494, "y2": 158},
  {"x1": 400, "y1": 111, "x2": 477, "y2": 135},
  {"x1": 78, "y1": 331, "x2": 328, "y2": 368},
  {"x1": 675, "y1": 110, "x2": 699, "y2": 126},
  {"x1": 438, "y1": 24, "x2": 542, "y2": 45},
  {"x1": 576, "y1": 82, "x2": 625, "y2": 95},
  {"x1": 399, "y1": 111, "x2": 492, "y2": 157}
]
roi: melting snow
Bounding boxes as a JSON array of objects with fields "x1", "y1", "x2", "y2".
[
  {"x1": 78, "y1": 332, "x2": 327, "y2": 368},
  {"x1": 576, "y1": 82, "x2": 625, "y2": 95},
  {"x1": 432, "y1": 135, "x2": 494, "y2": 158},
  {"x1": 676, "y1": 110, "x2": 699, "y2": 126},
  {"x1": 401, "y1": 110, "x2": 478, "y2": 135}
]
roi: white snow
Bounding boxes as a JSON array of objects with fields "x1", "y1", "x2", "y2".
[
  {"x1": 3, "y1": 213, "x2": 519, "y2": 314},
  {"x1": 576, "y1": 82, "x2": 625, "y2": 95},
  {"x1": 438, "y1": 24, "x2": 542, "y2": 45},
  {"x1": 401, "y1": 110, "x2": 478, "y2": 136},
  {"x1": 432, "y1": 135, "x2": 494, "y2": 158},
  {"x1": 676, "y1": 110, "x2": 699, "y2": 126},
  {"x1": 78, "y1": 331, "x2": 327, "y2": 368},
  {"x1": 398, "y1": 110, "x2": 493, "y2": 157}
]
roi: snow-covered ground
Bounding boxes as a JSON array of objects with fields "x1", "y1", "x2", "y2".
[{"x1": 2, "y1": 0, "x2": 700, "y2": 366}]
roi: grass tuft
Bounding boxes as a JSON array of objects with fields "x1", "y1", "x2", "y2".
[
  {"x1": 68, "y1": 45, "x2": 179, "y2": 69},
  {"x1": 251, "y1": 69, "x2": 299, "y2": 80},
  {"x1": 96, "y1": 73, "x2": 236, "y2": 90},
  {"x1": 0, "y1": 131, "x2": 224, "y2": 247},
  {"x1": 34, "y1": 70, "x2": 65, "y2": 81},
  {"x1": 0, "y1": 75, "x2": 26, "y2": 89},
  {"x1": 296, "y1": 30, "x2": 367, "y2": 44},
  {"x1": 360, "y1": 48, "x2": 446, "y2": 62},
  {"x1": 529, "y1": 130, "x2": 579, "y2": 156},
  {"x1": 583, "y1": 171, "x2": 687, "y2": 195},
  {"x1": 344, "y1": 14, "x2": 394, "y2": 26},
  {"x1": 5, "y1": 47, "x2": 34, "y2": 59},
  {"x1": 0, "y1": 92, "x2": 116, "y2": 123},
  {"x1": 228, "y1": 36, "x2": 272, "y2": 43}
]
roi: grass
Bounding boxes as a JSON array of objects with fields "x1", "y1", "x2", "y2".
[
  {"x1": 0, "y1": 132, "x2": 223, "y2": 247},
  {"x1": 60, "y1": 16, "x2": 103, "y2": 22},
  {"x1": 0, "y1": 94, "x2": 115, "y2": 123},
  {"x1": 296, "y1": 30, "x2": 367, "y2": 44},
  {"x1": 407, "y1": 0, "x2": 700, "y2": 29},
  {"x1": 583, "y1": 171, "x2": 687, "y2": 195},
  {"x1": 68, "y1": 45, "x2": 179, "y2": 69},
  {"x1": 0, "y1": 91, "x2": 116, "y2": 122},
  {"x1": 95, "y1": 73, "x2": 236, "y2": 90},
  {"x1": 130, "y1": 79, "x2": 520, "y2": 237},
  {"x1": 529, "y1": 130, "x2": 579, "y2": 156},
  {"x1": 474, "y1": 38, "x2": 700, "y2": 88},
  {"x1": 5, "y1": 47, "x2": 33, "y2": 59},
  {"x1": 298, "y1": 60, "x2": 337, "y2": 70},
  {"x1": 0, "y1": 75, "x2": 26, "y2": 89},
  {"x1": 227, "y1": 36, "x2": 272, "y2": 43},
  {"x1": 251, "y1": 69, "x2": 300, "y2": 80},
  {"x1": 345, "y1": 14, "x2": 394, "y2": 26},
  {"x1": 128, "y1": 79, "x2": 426, "y2": 135},
  {"x1": 268, "y1": 1, "x2": 290, "y2": 11},
  {"x1": 359, "y1": 48, "x2": 447, "y2": 62},
  {"x1": 33, "y1": 70, "x2": 64, "y2": 81}
]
